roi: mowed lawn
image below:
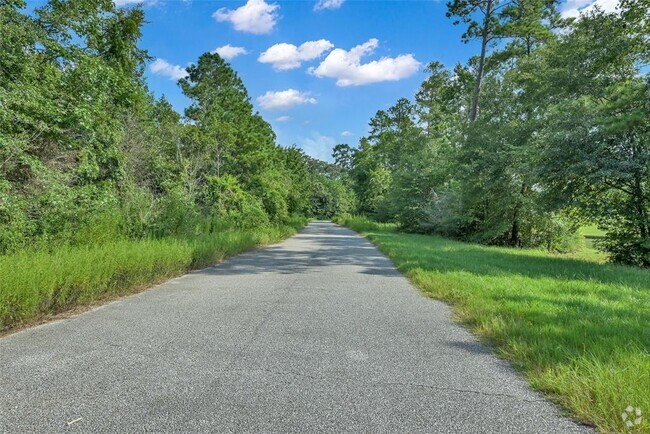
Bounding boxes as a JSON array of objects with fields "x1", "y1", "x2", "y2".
[{"x1": 340, "y1": 217, "x2": 649, "y2": 433}]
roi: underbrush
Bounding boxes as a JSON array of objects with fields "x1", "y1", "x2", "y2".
[
  {"x1": 333, "y1": 214, "x2": 395, "y2": 233},
  {"x1": 339, "y1": 215, "x2": 650, "y2": 433},
  {"x1": 0, "y1": 217, "x2": 305, "y2": 331}
]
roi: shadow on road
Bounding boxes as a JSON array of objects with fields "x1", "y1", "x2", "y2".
[{"x1": 201, "y1": 222, "x2": 402, "y2": 277}]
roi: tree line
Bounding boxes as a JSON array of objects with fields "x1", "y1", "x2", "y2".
[
  {"x1": 336, "y1": 0, "x2": 649, "y2": 267},
  {"x1": 0, "y1": 0, "x2": 353, "y2": 255}
]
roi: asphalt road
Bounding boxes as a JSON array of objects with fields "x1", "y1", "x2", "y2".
[{"x1": 0, "y1": 221, "x2": 591, "y2": 433}]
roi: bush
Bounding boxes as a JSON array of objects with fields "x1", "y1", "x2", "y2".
[
  {"x1": 599, "y1": 229, "x2": 650, "y2": 268},
  {"x1": 530, "y1": 213, "x2": 583, "y2": 253},
  {"x1": 204, "y1": 175, "x2": 270, "y2": 229},
  {"x1": 0, "y1": 182, "x2": 32, "y2": 254},
  {"x1": 334, "y1": 215, "x2": 395, "y2": 233},
  {"x1": 147, "y1": 189, "x2": 200, "y2": 238},
  {"x1": 310, "y1": 177, "x2": 355, "y2": 219}
]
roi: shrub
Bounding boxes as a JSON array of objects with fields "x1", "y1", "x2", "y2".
[{"x1": 599, "y1": 228, "x2": 650, "y2": 268}]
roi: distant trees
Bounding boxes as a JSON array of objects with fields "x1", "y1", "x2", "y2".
[
  {"x1": 2, "y1": 0, "x2": 647, "y2": 266},
  {"x1": 305, "y1": 153, "x2": 355, "y2": 218},
  {"x1": 0, "y1": 0, "x2": 353, "y2": 254},
  {"x1": 345, "y1": 1, "x2": 649, "y2": 266}
]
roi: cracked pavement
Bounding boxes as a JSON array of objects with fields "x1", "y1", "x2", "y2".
[{"x1": 0, "y1": 221, "x2": 592, "y2": 433}]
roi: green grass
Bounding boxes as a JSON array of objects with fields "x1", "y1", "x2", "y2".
[
  {"x1": 580, "y1": 224, "x2": 607, "y2": 238},
  {"x1": 0, "y1": 219, "x2": 305, "y2": 331},
  {"x1": 577, "y1": 224, "x2": 608, "y2": 260},
  {"x1": 339, "y1": 216, "x2": 649, "y2": 433}
]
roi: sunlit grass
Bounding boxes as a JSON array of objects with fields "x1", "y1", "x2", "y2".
[
  {"x1": 577, "y1": 225, "x2": 608, "y2": 263},
  {"x1": 580, "y1": 224, "x2": 607, "y2": 238},
  {"x1": 0, "y1": 220, "x2": 305, "y2": 331},
  {"x1": 340, "y1": 216, "x2": 649, "y2": 433}
]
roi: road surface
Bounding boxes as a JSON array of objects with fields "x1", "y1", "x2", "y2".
[{"x1": 0, "y1": 221, "x2": 591, "y2": 433}]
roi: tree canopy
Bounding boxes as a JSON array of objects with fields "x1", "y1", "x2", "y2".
[
  {"x1": 1, "y1": 0, "x2": 648, "y2": 267},
  {"x1": 344, "y1": 1, "x2": 649, "y2": 266},
  {"x1": 0, "y1": 0, "x2": 353, "y2": 254}
]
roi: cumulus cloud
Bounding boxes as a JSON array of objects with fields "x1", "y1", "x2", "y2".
[
  {"x1": 310, "y1": 38, "x2": 420, "y2": 86},
  {"x1": 257, "y1": 89, "x2": 317, "y2": 110},
  {"x1": 341, "y1": 130, "x2": 353, "y2": 137},
  {"x1": 561, "y1": 0, "x2": 619, "y2": 18},
  {"x1": 276, "y1": 115, "x2": 291, "y2": 122},
  {"x1": 213, "y1": 0, "x2": 279, "y2": 34},
  {"x1": 150, "y1": 58, "x2": 187, "y2": 80},
  {"x1": 314, "y1": 0, "x2": 344, "y2": 11},
  {"x1": 258, "y1": 40, "x2": 334, "y2": 71},
  {"x1": 212, "y1": 44, "x2": 248, "y2": 60}
]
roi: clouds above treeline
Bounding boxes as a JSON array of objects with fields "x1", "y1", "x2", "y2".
[
  {"x1": 146, "y1": 0, "x2": 623, "y2": 124},
  {"x1": 258, "y1": 40, "x2": 334, "y2": 71},
  {"x1": 257, "y1": 89, "x2": 317, "y2": 110},
  {"x1": 209, "y1": 0, "x2": 345, "y2": 34},
  {"x1": 560, "y1": 0, "x2": 619, "y2": 17},
  {"x1": 147, "y1": 0, "x2": 421, "y2": 130},
  {"x1": 255, "y1": 38, "x2": 419, "y2": 87},
  {"x1": 213, "y1": 0, "x2": 279, "y2": 34},
  {"x1": 149, "y1": 58, "x2": 186, "y2": 80},
  {"x1": 212, "y1": 44, "x2": 248, "y2": 60},
  {"x1": 310, "y1": 39, "x2": 420, "y2": 87},
  {"x1": 151, "y1": 37, "x2": 420, "y2": 100}
]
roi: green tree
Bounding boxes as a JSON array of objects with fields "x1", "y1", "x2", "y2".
[{"x1": 534, "y1": 5, "x2": 649, "y2": 265}]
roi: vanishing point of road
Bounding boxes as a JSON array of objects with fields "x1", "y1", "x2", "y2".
[{"x1": 0, "y1": 222, "x2": 591, "y2": 433}]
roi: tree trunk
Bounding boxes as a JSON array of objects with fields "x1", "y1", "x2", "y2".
[
  {"x1": 509, "y1": 181, "x2": 527, "y2": 246},
  {"x1": 633, "y1": 175, "x2": 649, "y2": 240},
  {"x1": 469, "y1": 0, "x2": 493, "y2": 122}
]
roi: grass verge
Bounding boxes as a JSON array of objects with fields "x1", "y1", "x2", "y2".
[
  {"x1": 337, "y1": 216, "x2": 649, "y2": 433},
  {"x1": 0, "y1": 219, "x2": 305, "y2": 332}
]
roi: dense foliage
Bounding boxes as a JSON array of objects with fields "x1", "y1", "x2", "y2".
[
  {"x1": 342, "y1": 0, "x2": 649, "y2": 266},
  {"x1": 0, "y1": 0, "x2": 352, "y2": 257}
]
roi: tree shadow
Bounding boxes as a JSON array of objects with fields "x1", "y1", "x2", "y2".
[
  {"x1": 369, "y1": 232, "x2": 649, "y2": 291},
  {"x1": 198, "y1": 222, "x2": 403, "y2": 277},
  {"x1": 366, "y1": 230, "x2": 649, "y2": 366}
]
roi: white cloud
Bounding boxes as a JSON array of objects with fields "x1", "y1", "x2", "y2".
[
  {"x1": 314, "y1": 0, "x2": 344, "y2": 11},
  {"x1": 258, "y1": 40, "x2": 334, "y2": 71},
  {"x1": 213, "y1": 0, "x2": 279, "y2": 34},
  {"x1": 561, "y1": 0, "x2": 619, "y2": 18},
  {"x1": 257, "y1": 89, "x2": 317, "y2": 110},
  {"x1": 114, "y1": 0, "x2": 146, "y2": 6},
  {"x1": 276, "y1": 115, "x2": 291, "y2": 122},
  {"x1": 341, "y1": 130, "x2": 353, "y2": 137},
  {"x1": 150, "y1": 58, "x2": 187, "y2": 80},
  {"x1": 310, "y1": 38, "x2": 420, "y2": 86},
  {"x1": 212, "y1": 44, "x2": 248, "y2": 60},
  {"x1": 300, "y1": 132, "x2": 336, "y2": 162}
]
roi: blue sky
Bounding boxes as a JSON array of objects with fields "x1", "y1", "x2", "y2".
[
  {"x1": 122, "y1": 0, "x2": 613, "y2": 162},
  {"x1": 134, "y1": 0, "x2": 476, "y2": 160}
]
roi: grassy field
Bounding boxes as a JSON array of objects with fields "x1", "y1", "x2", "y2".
[
  {"x1": 338, "y1": 216, "x2": 649, "y2": 433},
  {"x1": 0, "y1": 219, "x2": 305, "y2": 332}
]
